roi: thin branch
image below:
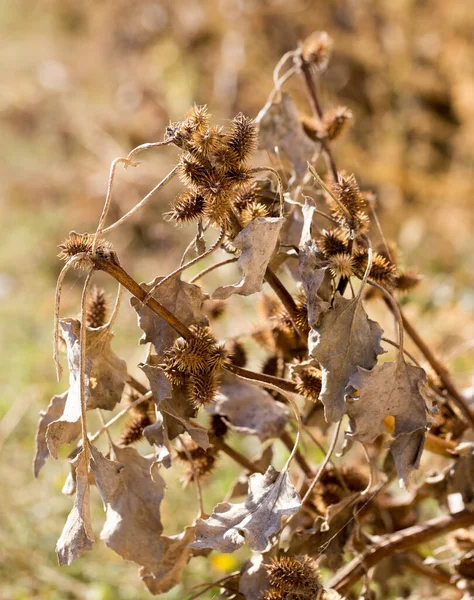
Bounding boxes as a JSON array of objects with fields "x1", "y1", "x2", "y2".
[
  {"x1": 189, "y1": 257, "x2": 238, "y2": 283},
  {"x1": 281, "y1": 430, "x2": 314, "y2": 478},
  {"x1": 178, "y1": 435, "x2": 206, "y2": 518},
  {"x1": 125, "y1": 139, "x2": 173, "y2": 163},
  {"x1": 90, "y1": 391, "x2": 152, "y2": 443},
  {"x1": 79, "y1": 270, "x2": 94, "y2": 460},
  {"x1": 142, "y1": 226, "x2": 225, "y2": 304},
  {"x1": 328, "y1": 508, "x2": 474, "y2": 594},
  {"x1": 102, "y1": 166, "x2": 178, "y2": 233},
  {"x1": 93, "y1": 256, "x2": 193, "y2": 340}
]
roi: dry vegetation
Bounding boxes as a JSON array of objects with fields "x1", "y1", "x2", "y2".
[{"x1": 1, "y1": 2, "x2": 474, "y2": 599}]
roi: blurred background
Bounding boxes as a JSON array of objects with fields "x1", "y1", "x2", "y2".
[{"x1": 1, "y1": 0, "x2": 473, "y2": 598}]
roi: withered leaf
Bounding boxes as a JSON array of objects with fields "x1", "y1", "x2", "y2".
[
  {"x1": 208, "y1": 375, "x2": 288, "y2": 441},
  {"x1": 191, "y1": 466, "x2": 301, "y2": 553},
  {"x1": 141, "y1": 361, "x2": 209, "y2": 460},
  {"x1": 56, "y1": 449, "x2": 94, "y2": 566},
  {"x1": 288, "y1": 494, "x2": 359, "y2": 569},
  {"x1": 239, "y1": 553, "x2": 271, "y2": 600},
  {"x1": 309, "y1": 294, "x2": 385, "y2": 423},
  {"x1": 100, "y1": 445, "x2": 166, "y2": 572},
  {"x1": 299, "y1": 203, "x2": 330, "y2": 327},
  {"x1": 34, "y1": 391, "x2": 80, "y2": 477},
  {"x1": 131, "y1": 276, "x2": 208, "y2": 355},
  {"x1": 47, "y1": 319, "x2": 127, "y2": 457},
  {"x1": 213, "y1": 217, "x2": 285, "y2": 300},
  {"x1": 346, "y1": 358, "x2": 430, "y2": 484},
  {"x1": 229, "y1": 446, "x2": 274, "y2": 500},
  {"x1": 89, "y1": 445, "x2": 124, "y2": 507},
  {"x1": 47, "y1": 321, "x2": 91, "y2": 459},
  {"x1": 258, "y1": 92, "x2": 315, "y2": 178},
  {"x1": 139, "y1": 525, "x2": 195, "y2": 595}
]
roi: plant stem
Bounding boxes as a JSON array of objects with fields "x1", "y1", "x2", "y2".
[
  {"x1": 300, "y1": 60, "x2": 338, "y2": 181},
  {"x1": 93, "y1": 256, "x2": 193, "y2": 340},
  {"x1": 328, "y1": 508, "x2": 474, "y2": 594},
  {"x1": 281, "y1": 430, "x2": 314, "y2": 478}
]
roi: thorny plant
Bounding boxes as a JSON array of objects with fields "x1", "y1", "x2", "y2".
[{"x1": 35, "y1": 32, "x2": 474, "y2": 599}]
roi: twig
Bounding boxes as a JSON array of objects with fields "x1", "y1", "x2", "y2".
[
  {"x1": 93, "y1": 257, "x2": 193, "y2": 340},
  {"x1": 189, "y1": 257, "x2": 238, "y2": 283},
  {"x1": 102, "y1": 166, "x2": 178, "y2": 233},
  {"x1": 178, "y1": 435, "x2": 206, "y2": 518},
  {"x1": 90, "y1": 391, "x2": 152, "y2": 442},
  {"x1": 142, "y1": 225, "x2": 225, "y2": 304},
  {"x1": 125, "y1": 139, "x2": 173, "y2": 163},
  {"x1": 328, "y1": 508, "x2": 474, "y2": 594},
  {"x1": 281, "y1": 430, "x2": 314, "y2": 478}
]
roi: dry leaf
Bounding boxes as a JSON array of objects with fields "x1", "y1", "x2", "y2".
[
  {"x1": 141, "y1": 361, "x2": 209, "y2": 461},
  {"x1": 100, "y1": 445, "x2": 166, "y2": 572},
  {"x1": 346, "y1": 358, "x2": 430, "y2": 483},
  {"x1": 299, "y1": 203, "x2": 330, "y2": 326},
  {"x1": 213, "y1": 217, "x2": 285, "y2": 300},
  {"x1": 56, "y1": 449, "x2": 94, "y2": 566},
  {"x1": 139, "y1": 526, "x2": 195, "y2": 595},
  {"x1": 228, "y1": 446, "x2": 274, "y2": 500},
  {"x1": 191, "y1": 466, "x2": 301, "y2": 553},
  {"x1": 258, "y1": 92, "x2": 315, "y2": 178},
  {"x1": 208, "y1": 375, "x2": 288, "y2": 441},
  {"x1": 89, "y1": 445, "x2": 124, "y2": 507},
  {"x1": 47, "y1": 319, "x2": 127, "y2": 457},
  {"x1": 34, "y1": 391, "x2": 80, "y2": 477},
  {"x1": 47, "y1": 321, "x2": 91, "y2": 459},
  {"x1": 239, "y1": 553, "x2": 271, "y2": 600},
  {"x1": 131, "y1": 276, "x2": 208, "y2": 355},
  {"x1": 288, "y1": 494, "x2": 359, "y2": 569},
  {"x1": 309, "y1": 294, "x2": 385, "y2": 422}
]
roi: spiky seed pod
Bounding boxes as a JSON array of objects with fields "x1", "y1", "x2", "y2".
[
  {"x1": 189, "y1": 125, "x2": 225, "y2": 159},
  {"x1": 184, "y1": 104, "x2": 211, "y2": 133},
  {"x1": 234, "y1": 182, "x2": 257, "y2": 211},
  {"x1": 352, "y1": 249, "x2": 397, "y2": 287},
  {"x1": 226, "y1": 113, "x2": 259, "y2": 163},
  {"x1": 58, "y1": 231, "x2": 113, "y2": 270},
  {"x1": 188, "y1": 368, "x2": 220, "y2": 407},
  {"x1": 164, "y1": 325, "x2": 224, "y2": 376},
  {"x1": 302, "y1": 31, "x2": 333, "y2": 72},
  {"x1": 261, "y1": 591, "x2": 286, "y2": 600},
  {"x1": 301, "y1": 114, "x2": 324, "y2": 142},
  {"x1": 241, "y1": 201, "x2": 270, "y2": 225},
  {"x1": 455, "y1": 552, "x2": 474, "y2": 580},
  {"x1": 85, "y1": 286, "x2": 108, "y2": 328},
  {"x1": 176, "y1": 438, "x2": 217, "y2": 485},
  {"x1": 223, "y1": 166, "x2": 252, "y2": 189},
  {"x1": 328, "y1": 252, "x2": 354, "y2": 279},
  {"x1": 166, "y1": 190, "x2": 206, "y2": 224},
  {"x1": 210, "y1": 145, "x2": 240, "y2": 175},
  {"x1": 318, "y1": 228, "x2": 349, "y2": 258},
  {"x1": 312, "y1": 466, "x2": 369, "y2": 513},
  {"x1": 178, "y1": 153, "x2": 212, "y2": 189},
  {"x1": 323, "y1": 107, "x2": 353, "y2": 141},
  {"x1": 375, "y1": 241, "x2": 399, "y2": 266},
  {"x1": 225, "y1": 339, "x2": 247, "y2": 367},
  {"x1": 294, "y1": 293, "x2": 309, "y2": 333},
  {"x1": 198, "y1": 171, "x2": 233, "y2": 226},
  {"x1": 265, "y1": 555, "x2": 322, "y2": 595},
  {"x1": 120, "y1": 413, "x2": 152, "y2": 446},
  {"x1": 293, "y1": 366, "x2": 322, "y2": 402},
  {"x1": 329, "y1": 174, "x2": 367, "y2": 230},
  {"x1": 393, "y1": 269, "x2": 423, "y2": 293},
  {"x1": 210, "y1": 414, "x2": 228, "y2": 439},
  {"x1": 161, "y1": 361, "x2": 188, "y2": 387}
]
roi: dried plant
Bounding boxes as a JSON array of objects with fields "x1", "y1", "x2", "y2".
[{"x1": 35, "y1": 30, "x2": 474, "y2": 600}]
